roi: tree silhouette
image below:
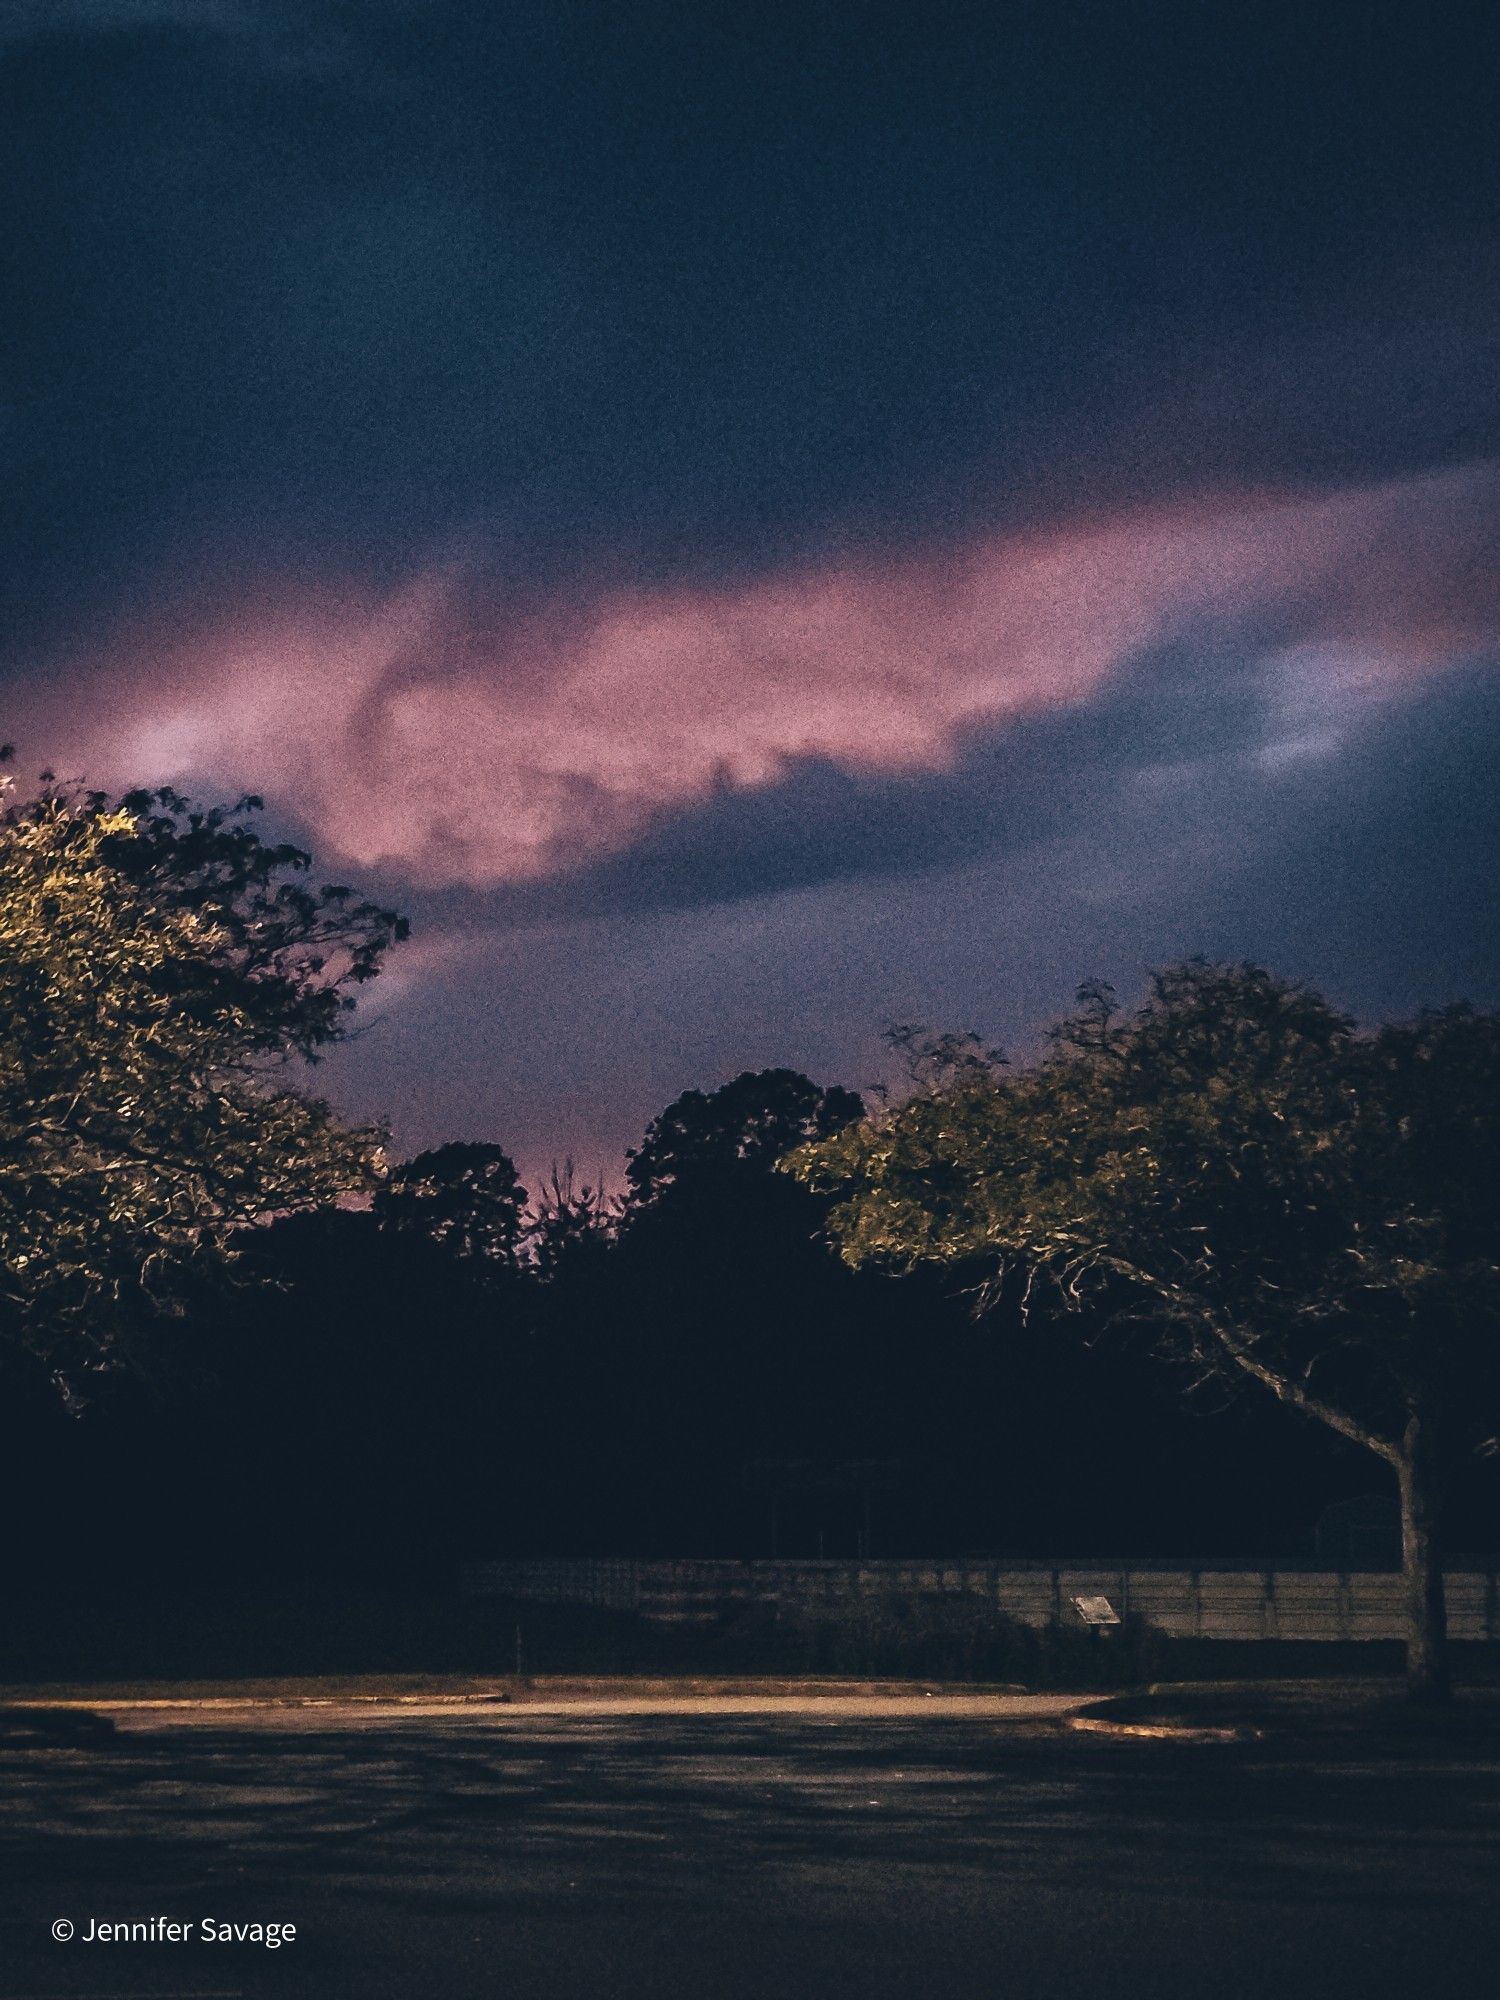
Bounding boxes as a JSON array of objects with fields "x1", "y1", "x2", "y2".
[
  {"x1": 528, "y1": 1161, "x2": 617, "y2": 1285},
  {"x1": 624, "y1": 1068, "x2": 864, "y2": 1210},
  {"x1": 376, "y1": 1143, "x2": 527, "y2": 1271}
]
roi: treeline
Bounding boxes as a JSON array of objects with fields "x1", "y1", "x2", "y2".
[
  {"x1": 3, "y1": 774, "x2": 1494, "y2": 1612},
  {"x1": 1, "y1": 1064, "x2": 1448, "y2": 1591}
]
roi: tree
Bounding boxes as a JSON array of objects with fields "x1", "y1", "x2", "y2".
[
  {"x1": 527, "y1": 1160, "x2": 617, "y2": 1285},
  {"x1": 787, "y1": 962, "x2": 1500, "y2": 1702},
  {"x1": 0, "y1": 765, "x2": 406, "y2": 1388},
  {"x1": 602, "y1": 1070, "x2": 883, "y2": 1550},
  {"x1": 624, "y1": 1068, "x2": 864, "y2": 1210},
  {"x1": 376, "y1": 1143, "x2": 527, "y2": 1270}
]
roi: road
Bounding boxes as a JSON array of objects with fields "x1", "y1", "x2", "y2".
[{"x1": 3, "y1": 1697, "x2": 1497, "y2": 1999}]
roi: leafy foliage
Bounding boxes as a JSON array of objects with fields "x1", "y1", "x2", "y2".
[
  {"x1": 625, "y1": 1067, "x2": 864, "y2": 1211},
  {"x1": 0, "y1": 768, "x2": 405, "y2": 1384},
  {"x1": 376, "y1": 1143, "x2": 527, "y2": 1270},
  {"x1": 790, "y1": 961, "x2": 1500, "y2": 1466}
]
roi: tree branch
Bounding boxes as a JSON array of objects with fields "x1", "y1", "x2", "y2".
[{"x1": 1094, "y1": 1255, "x2": 1403, "y2": 1464}]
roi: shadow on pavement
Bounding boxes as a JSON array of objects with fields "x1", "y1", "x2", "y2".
[{"x1": 3, "y1": 1714, "x2": 1497, "y2": 1999}]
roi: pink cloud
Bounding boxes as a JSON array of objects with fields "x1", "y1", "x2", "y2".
[{"x1": 30, "y1": 459, "x2": 1499, "y2": 887}]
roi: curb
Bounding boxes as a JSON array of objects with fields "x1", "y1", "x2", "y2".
[
  {"x1": 1069, "y1": 1713, "x2": 1260, "y2": 1744},
  {"x1": 6, "y1": 1693, "x2": 521, "y2": 1711}
]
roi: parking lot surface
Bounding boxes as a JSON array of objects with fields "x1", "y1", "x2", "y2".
[{"x1": 3, "y1": 1703, "x2": 1497, "y2": 1999}]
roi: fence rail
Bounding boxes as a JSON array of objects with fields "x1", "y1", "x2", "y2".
[{"x1": 461, "y1": 1556, "x2": 1500, "y2": 1642}]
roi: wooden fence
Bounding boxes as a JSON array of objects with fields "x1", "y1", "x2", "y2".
[{"x1": 461, "y1": 1556, "x2": 1500, "y2": 1641}]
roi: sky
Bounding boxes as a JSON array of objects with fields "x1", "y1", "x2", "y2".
[{"x1": 3, "y1": 0, "x2": 1497, "y2": 1184}]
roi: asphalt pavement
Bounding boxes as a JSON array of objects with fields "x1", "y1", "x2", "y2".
[{"x1": 3, "y1": 1699, "x2": 1496, "y2": 2000}]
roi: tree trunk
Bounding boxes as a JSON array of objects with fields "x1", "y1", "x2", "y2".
[{"x1": 1396, "y1": 1412, "x2": 1449, "y2": 1705}]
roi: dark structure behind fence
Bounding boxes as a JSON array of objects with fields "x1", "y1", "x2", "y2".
[{"x1": 461, "y1": 1556, "x2": 1500, "y2": 1641}]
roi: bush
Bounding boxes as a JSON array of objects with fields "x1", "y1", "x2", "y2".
[{"x1": 713, "y1": 1585, "x2": 1168, "y2": 1687}]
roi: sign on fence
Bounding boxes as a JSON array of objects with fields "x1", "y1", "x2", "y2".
[{"x1": 1072, "y1": 1595, "x2": 1121, "y2": 1627}]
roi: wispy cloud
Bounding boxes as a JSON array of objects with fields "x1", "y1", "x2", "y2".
[{"x1": 28, "y1": 460, "x2": 1495, "y2": 904}]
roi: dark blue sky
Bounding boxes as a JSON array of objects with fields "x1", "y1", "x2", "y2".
[{"x1": 3, "y1": 1, "x2": 1497, "y2": 1180}]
